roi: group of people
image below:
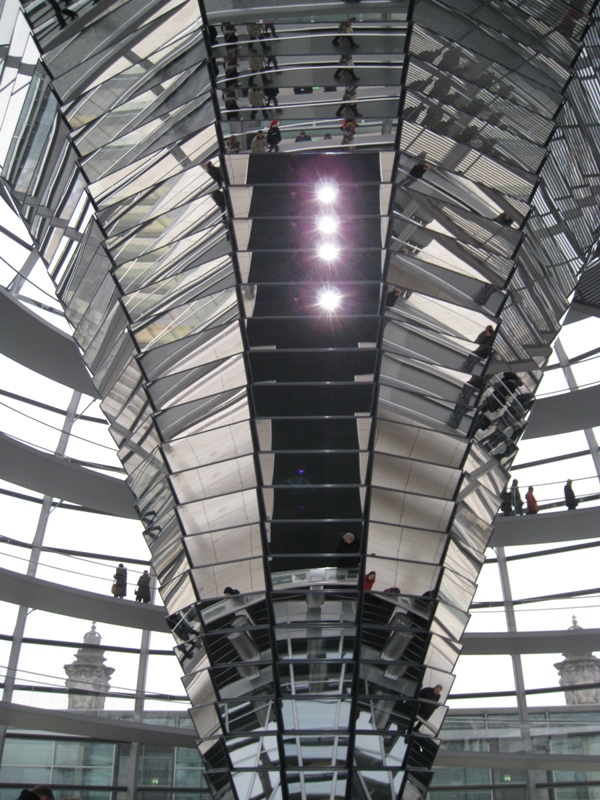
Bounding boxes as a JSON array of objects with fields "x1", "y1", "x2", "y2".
[
  {"x1": 111, "y1": 564, "x2": 152, "y2": 602},
  {"x1": 501, "y1": 478, "x2": 579, "y2": 515},
  {"x1": 221, "y1": 15, "x2": 367, "y2": 154},
  {"x1": 219, "y1": 22, "x2": 280, "y2": 123},
  {"x1": 500, "y1": 480, "x2": 538, "y2": 515}
]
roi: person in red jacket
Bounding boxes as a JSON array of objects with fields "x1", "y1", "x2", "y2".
[
  {"x1": 364, "y1": 571, "x2": 376, "y2": 590},
  {"x1": 525, "y1": 486, "x2": 538, "y2": 514}
]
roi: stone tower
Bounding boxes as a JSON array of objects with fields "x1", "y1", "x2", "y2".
[
  {"x1": 64, "y1": 623, "x2": 114, "y2": 710},
  {"x1": 554, "y1": 617, "x2": 600, "y2": 704}
]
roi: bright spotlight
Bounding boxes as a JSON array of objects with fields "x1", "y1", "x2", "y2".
[
  {"x1": 317, "y1": 242, "x2": 340, "y2": 261},
  {"x1": 316, "y1": 182, "x2": 338, "y2": 203},
  {"x1": 318, "y1": 287, "x2": 342, "y2": 312},
  {"x1": 317, "y1": 216, "x2": 339, "y2": 234}
]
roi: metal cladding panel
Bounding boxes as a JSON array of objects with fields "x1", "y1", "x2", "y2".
[{"x1": 1, "y1": 0, "x2": 599, "y2": 798}]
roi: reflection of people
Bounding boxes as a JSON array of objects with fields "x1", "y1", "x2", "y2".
[
  {"x1": 113, "y1": 564, "x2": 127, "y2": 598},
  {"x1": 474, "y1": 325, "x2": 494, "y2": 357},
  {"x1": 332, "y1": 17, "x2": 359, "y2": 47},
  {"x1": 251, "y1": 131, "x2": 267, "y2": 154},
  {"x1": 400, "y1": 160, "x2": 430, "y2": 188},
  {"x1": 500, "y1": 489, "x2": 512, "y2": 516},
  {"x1": 414, "y1": 684, "x2": 443, "y2": 730},
  {"x1": 226, "y1": 134, "x2": 241, "y2": 154},
  {"x1": 510, "y1": 479, "x2": 523, "y2": 515},
  {"x1": 564, "y1": 479, "x2": 578, "y2": 510},
  {"x1": 386, "y1": 287, "x2": 402, "y2": 307},
  {"x1": 364, "y1": 571, "x2": 376, "y2": 590},
  {"x1": 267, "y1": 120, "x2": 281, "y2": 152},
  {"x1": 334, "y1": 54, "x2": 359, "y2": 82},
  {"x1": 135, "y1": 570, "x2": 151, "y2": 603},
  {"x1": 249, "y1": 87, "x2": 270, "y2": 120},
  {"x1": 339, "y1": 532, "x2": 360, "y2": 568},
  {"x1": 204, "y1": 160, "x2": 222, "y2": 186},
  {"x1": 47, "y1": 0, "x2": 77, "y2": 28},
  {"x1": 341, "y1": 118, "x2": 356, "y2": 145},
  {"x1": 525, "y1": 486, "x2": 538, "y2": 514}
]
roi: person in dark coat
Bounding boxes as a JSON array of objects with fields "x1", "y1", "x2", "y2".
[
  {"x1": 334, "y1": 53, "x2": 359, "y2": 81},
  {"x1": 264, "y1": 84, "x2": 280, "y2": 108},
  {"x1": 224, "y1": 90, "x2": 240, "y2": 120},
  {"x1": 564, "y1": 479, "x2": 578, "y2": 510},
  {"x1": 267, "y1": 120, "x2": 282, "y2": 152},
  {"x1": 210, "y1": 190, "x2": 226, "y2": 213},
  {"x1": 386, "y1": 287, "x2": 402, "y2": 307},
  {"x1": 414, "y1": 685, "x2": 443, "y2": 730},
  {"x1": 500, "y1": 488, "x2": 513, "y2": 516},
  {"x1": 204, "y1": 160, "x2": 223, "y2": 186},
  {"x1": 510, "y1": 479, "x2": 523, "y2": 515},
  {"x1": 474, "y1": 325, "x2": 495, "y2": 357},
  {"x1": 113, "y1": 564, "x2": 127, "y2": 598},
  {"x1": 400, "y1": 161, "x2": 430, "y2": 188},
  {"x1": 135, "y1": 570, "x2": 151, "y2": 603},
  {"x1": 338, "y1": 531, "x2": 360, "y2": 567}
]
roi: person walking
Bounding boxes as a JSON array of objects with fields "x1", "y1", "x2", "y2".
[
  {"x1": 266, "y1": 119, "x2": 282, "y2": 152},
  {"x1": 336, "y1": 85, "x2": 362, "y2": 118},
  {"x1": 564, "y1": 479, "x2": 578, "y2": 510},
  {"x1": 251, "y1": 130, "x2": 268, "y2": 154},
  {"x1": 525, "y1": 486, "x2": 538, "y2": 514},
  {"x1": 224, "y1": 90, "x2": 240, "y2": 120},
  {"x1": 135, "y1": 570, "x2": 152, "y2": 603},
  {"x1": 224, "y1": 56, "x2": 240, "y2": 87},
  {"x1": 113, "y1": 563, "x2": 127, "y2": 598},
  {"x1": 332, "y1": 17, "x2": 359, "y2": 47},
  {"x1": 248, "y1": 87, "x2": 270, "y2": 120},
  {"x1": 334, "y1": 53, "x2": 359, "y2": 81},
  {"x1": 500, "y1": 488, "x2": 513, "y2": 516},
  {"x1": 247, "y1": 22, "x2": 270, "y2": 53},
  {"x1": 341, "y1": 117, "x2": 356, "y2": 145},
  {"x1": 248, "y1": 55, "x2": 270, "y2": 87},
  {"x1": 264, "y1": 83, "x2": 280, "y2": 109},
  {"x1": 510, "y1": 479, "x2": 523, "y2": 515},
  {"x1": 223, "y1": 23, "x2": 239, "y2": 56}
]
